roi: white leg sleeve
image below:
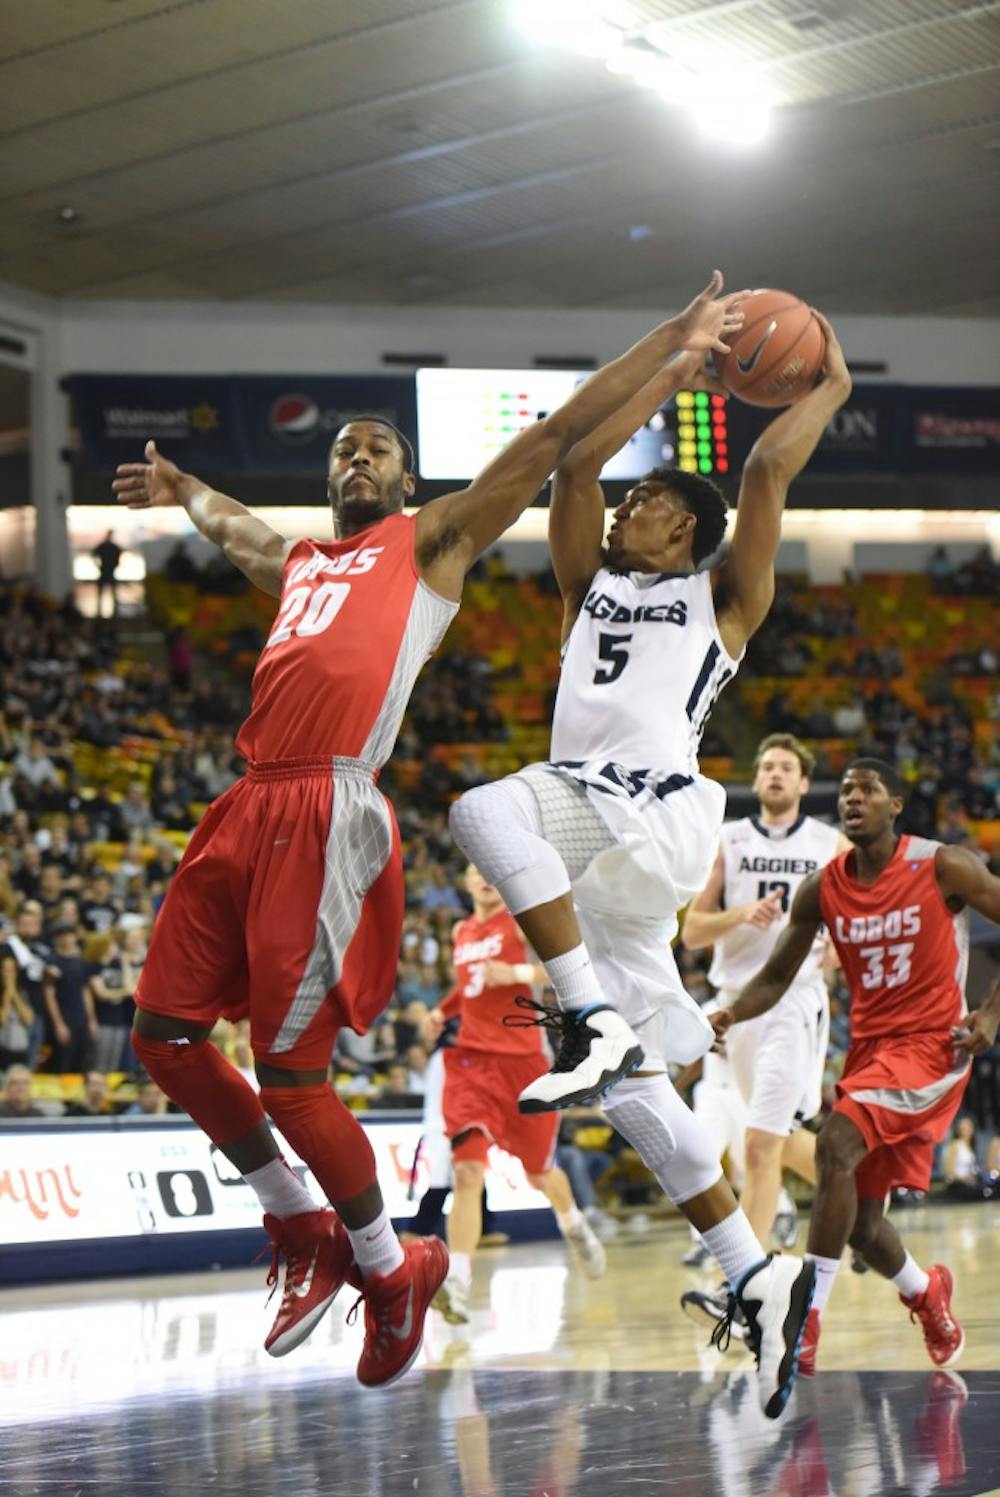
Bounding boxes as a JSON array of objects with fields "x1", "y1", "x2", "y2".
[
  {"x1": 603, "y1": 1073, "x2": 724, "y2": 1206},
  {"x1": 449, "y1": 777, "x2": 572, "y2": 915}
]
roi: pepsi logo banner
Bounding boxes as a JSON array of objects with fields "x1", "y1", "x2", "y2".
[{"x1": 66, "y1": 373, "x2": 416, "y2": 475}]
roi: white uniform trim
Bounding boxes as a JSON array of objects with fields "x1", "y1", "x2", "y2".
[
  {"x1": 271, "y1": 766, "x2": 394, "y2": 1054},
  {"x1": 849, "y1": 1058, "x2": 971, "y2": 1116},
  {"x1": 361, "y1": 579, "x2": 457, "y2": 767}
]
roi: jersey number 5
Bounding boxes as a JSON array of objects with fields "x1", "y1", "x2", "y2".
[
  {"x1": 268, "y1": 581, "x2": 351, "y2": 647},
  {"x1": 594, "y1": 632, "x2": 632, "y2": 685}
]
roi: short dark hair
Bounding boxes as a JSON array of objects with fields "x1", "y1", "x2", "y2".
[
  {"x1": 844, "y1": 757, "x2": 907, "y2": 801},
  {"x1": 754, "y1": 733, "x2": 816, "y2": 779},
  {"x1": 331, "y1": 415, "x2": 415, "y2": 474},
  {"x1": 642, "y1": 467, "x2": 728, "y2": 566}
]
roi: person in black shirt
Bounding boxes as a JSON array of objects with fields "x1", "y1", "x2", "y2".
[
  {"x1": 2, "y1": 900, "x2": 52, "y2": 1068},
  {"x1": 93, "y1": 531, "x2": 123, "y2": 619},
  {"x1": 43, "y1": 924, "x2": 97, "y2": 1073}
]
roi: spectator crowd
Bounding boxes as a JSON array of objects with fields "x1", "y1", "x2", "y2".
[{"x1": 1, "y1": 538, "x2": 997, "y2": 1212}]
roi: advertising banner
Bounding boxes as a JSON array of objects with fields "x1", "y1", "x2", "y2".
[
  {"x1": 237, "y1": 375, "x2": 416, "y2": 474},
  {"x1": 66, "y1": 375, "x2": 242, "y2": 472},
  {"x1": 0, "y1": 1118, "x2": 548, "y2": 1251}
]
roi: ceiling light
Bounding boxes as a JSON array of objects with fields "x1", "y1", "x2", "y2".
[{"x1": 56, "y1": 205, "x2": 80, "y2": 224}]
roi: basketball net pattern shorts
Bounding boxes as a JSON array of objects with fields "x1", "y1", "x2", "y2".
[{"x1": 136, "y1": 757, "x2": 403, "y2": 1070}]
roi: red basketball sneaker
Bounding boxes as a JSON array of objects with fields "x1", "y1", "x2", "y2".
[
  {"x1": 263, "y1": 1208, "x2": 358, "y2": 1357},
  {"x1": 351, "y1": 1235, "x2": 449, "y2": 1388},
  {"x1": 902, "y1": 1263, "x2": 965, "y2": 1368},
  {"x1": 797, "y1": 1308, "x2": 821, "y2": 1378}
]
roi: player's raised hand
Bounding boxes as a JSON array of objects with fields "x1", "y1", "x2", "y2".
[
  {"x1": 951, "y1": 1007, "x2": 1000, "y2": 1058},
  {"x1": 665, "y1": 347, "x2": 729, "y2": 395},
  {"x1": 744, "y1": 889, "x2": 785, "y2": 930},
  {"x1": 112, "y1": 439, "x2": 186, "y2": 509},
  {"x1": 670, "y1": 271, "x2": 751, "y2": 355},
  {"x1": 811, "y1": 310, "x2": 852, "y2": 397}
]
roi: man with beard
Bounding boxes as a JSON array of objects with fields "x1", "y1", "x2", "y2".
[
  {"x1": 448, "y1": 315, "x2": 852, "y2": 1419},
  {"x1": 111, "y1": 269, "x2": 744, "y2": 1391},
  {"x1": 681, "y1": 734, "x2": 846, "y2": 1271},
  {"x1": 712, "y1": 758, "x2": 1000, "y2": 1375}
]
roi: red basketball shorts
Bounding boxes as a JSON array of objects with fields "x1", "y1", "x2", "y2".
[
  {"x1": 834, "y1": 1032, "x2": 971, "y2": 1199},
  {"x1": 136, "y1": 757, "x2": 402, "y2": 1070},
  {"x1": 443, "y1": 1046, "x2": 558, "y2": 1177}
]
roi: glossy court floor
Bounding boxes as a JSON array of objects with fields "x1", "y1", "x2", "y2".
[{"x1": 3, "y1": 1203, "x2": 999, "y2": 1496}]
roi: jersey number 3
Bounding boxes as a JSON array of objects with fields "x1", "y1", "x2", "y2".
[
  {"x1": 268, "y1": 581, "x2": 351, "y2": 646},
  {"x1": 594, "y1": 632, "x2": 632, "y2": 685}
]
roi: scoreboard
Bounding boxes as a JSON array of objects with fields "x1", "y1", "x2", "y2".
[{"x1": 415, "y1": 367, "x2": 730, "y2": 482}]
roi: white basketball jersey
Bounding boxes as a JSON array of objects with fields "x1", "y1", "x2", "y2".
[
  {"x1": 708, "y1": 815, "x2": 841, "y2": 992},
  {"x1": 550, "y1": 567, "x2": 743, "y2": 776}
]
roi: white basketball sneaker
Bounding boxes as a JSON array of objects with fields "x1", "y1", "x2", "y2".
[
  {"x1": 565, "y1": 1217, "x2": 607, "y2": 1279},
  {"x1": 432, "y1": 1274, "x2": 470, "y2": 1325},
  {"x1": 516, "y1": 1003, "x2": 645, "y2": 1113},
  {"x1": 714, "y1": 1255, "x2": 816, "y2": 1420}
]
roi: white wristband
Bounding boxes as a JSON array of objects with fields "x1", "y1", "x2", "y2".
[{"x1": 513, "y1": 963, "x2": 535, "y2": 984}]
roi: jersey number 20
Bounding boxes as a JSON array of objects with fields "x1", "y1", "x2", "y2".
[
  {"x1": 594, "y1": 632, "x2": 632, "y2": 685},
  {"x1": 268, "y1": 581, "x2": 351, "y2": 646}
]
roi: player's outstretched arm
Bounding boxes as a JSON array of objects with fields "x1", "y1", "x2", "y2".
[
  {"x1": 713, "y1": 873, "x2": 823, "y2": 1042},
  {"x1": 113, "y1": 440, "x2": 293, "y2": 598},
  {"x1": 937, "y1": 846, "x2": 1000, "y2": 1056},
  {"x1": 415, "y1": 272, "x2": 747, "y2": 601},
  {"x1": 550, "y1": 350, "x2": 729, "y2": 619},
  {"x1": 715, "y1": 312, "x2": 852, "y2": 657}
]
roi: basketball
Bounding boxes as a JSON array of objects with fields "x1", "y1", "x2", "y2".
[{"x1": 715, "y1": 289, "x2": 826, "y2": 408}]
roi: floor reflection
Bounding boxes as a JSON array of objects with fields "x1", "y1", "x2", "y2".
[{"x1": 4, "y1": 1364, "x2": 998, "y2": 1496}]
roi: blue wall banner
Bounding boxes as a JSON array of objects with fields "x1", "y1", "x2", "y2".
[
  {"x1": 237, "y1": 375, "x2": 417, "y2": 473},
  {"x1": 66, "y1": 375, "x2": 243, "y2": 471},
  {"x1": 66, "y1": 374, "x2": 1000, "y2": 480}
]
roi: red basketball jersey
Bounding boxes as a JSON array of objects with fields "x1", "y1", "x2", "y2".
[
  {"x1": 819, "y1": 835, "x2": 969, "y2": 1042},
  {"x1": 445, "y1": 909, "x2": 543, "y2": 1058},
  {"x1": 236, "y1": 514, "x2": 457, "y2": 764}
]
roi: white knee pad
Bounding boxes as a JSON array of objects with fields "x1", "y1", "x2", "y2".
[
  {"x1": 448, "y1": 778, "x2": 571, "y2": 916},
  {"x1": 603, "y1": 1074, "x2": 723, "y2": 1206}
]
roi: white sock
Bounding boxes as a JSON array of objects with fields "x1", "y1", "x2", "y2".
[
  {"x1": 347, "y1": 1207, "x2": 405, "y2": 1280},
  {"x1": 805, "y1": 1252, "x2": 841, "y2": 1315},
  {"x1": 891, "y1": 1251, "x2": 930, "y2": 1302},
  {"x1": 776, "y1": 1187, "x2": 796, "y2": 1216},
  {"x1": 700, "y1": 1208, "x2": 767, "y2": 1289},
  {"x1": 557, "y1": 1205, "x2": 584, "y2": 1234},
  {"x1": 244, "y1": 1157, "x2": 318, "y2": 1219},
  {"x1": 545, "y1": 944, "x2": 606, "y2": 1012},
  {"x1": 449, "y1": 1250, "x2": 472, "y2": 1287}
]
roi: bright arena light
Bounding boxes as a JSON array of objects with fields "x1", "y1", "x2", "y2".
[{"x1": 512, "y1": 2, "x2": 774, "y2": 145}]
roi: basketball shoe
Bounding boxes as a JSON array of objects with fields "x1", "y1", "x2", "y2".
[
  {"x1": 708, "y1": 1255, "x2": 817, "y2": 1419},
  {"x1": 680, "y1": 1282, "x2": 747, "y2": 1345},
  {"x1": 902, "y1": 1263, "x2": 964, "y2": 1368},
  {"x1": 433, "y1": 1274, "x2": 471, "y2": 1325},
  {"x1": 263, "y1": 1207, "x2": 358, "y2": 1357},
  {"x1": 514, "y1": 1001, "x2": 645, "y2": 1113},
  {"x1": 565, "y1": 1216, "x2": 607, "y2": 1278},
  {"x1": 797, "y1": 1308, "x2": 821, "y2": 1377},
  {"x1": 352, "y1": 1235, "x2": 450, "y2": 1387}
]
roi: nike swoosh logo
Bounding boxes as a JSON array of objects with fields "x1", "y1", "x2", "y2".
[
  {"x1": 390, "y1": 1283, "x2": 414, "y2": 1340},
  {"x1": 290, "y1": 1246, "x2": 320, "y2": 1299},
  {"x1": 736, "y1": 320, "x2": 777, "y2": 376}
]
